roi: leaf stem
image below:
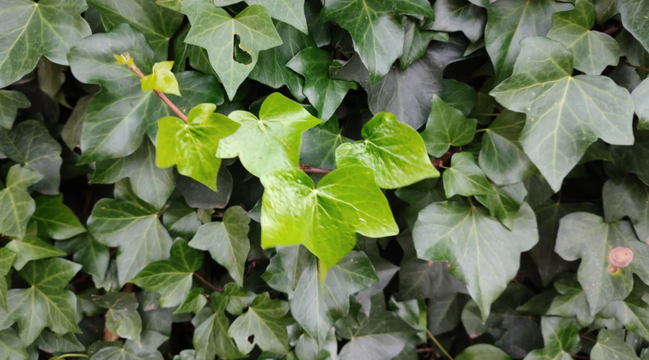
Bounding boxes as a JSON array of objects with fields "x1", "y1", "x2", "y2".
[
  {"x1": 118, "y1": 53, "x2": 188, "y2": 123},
  {"x1": 52, "y1": 355, "x2": 89, "y2": 360},
  {"x1": 432, "y1": 147, "x2": 461, "y2": 168},
  {"x1": 470, "y1": 113, "x2": 500, "y2": 117},
  {"x1": 620, "y1": 60, "x2": 649, "y2": 73},
  {"x1": 425, "y1": 329, "x2": 454, "y2": 360},
  {"x1": 193, "y1": 272, "x2": 223, "y2": 292},
  {"x1": 157, "y1": 203, "x2": 170, "y2": 218},
  {"x1": 299, "y1": 164, "x2": 333, "y2": 175},
  {"x1": 579, "y1": 333, "x2": 597, "y2": 343}
]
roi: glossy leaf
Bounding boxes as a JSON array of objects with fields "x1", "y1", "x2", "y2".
[
  {"x1": 229, "y1": 293, "x2": 290, "y2": 355},
  {"x1": 491, "y1": 36, "x2": 634, "y2": 191},
  {"x1": 335, "y1": 112, "x2": 439, "y2": 189},
  {"x1": 260, "y1": 165, "x2": 398, "y2": 269},
  {"x1": 430, "y1": 0, "x2": 486, "y2": 43},
  {"x1": 214, "y1": 0, "x2": 308, "y2": 34},
  {"x1": 413, "y1": 201, "x2": 538, "y2": 319},
  {"x1": 217, "y1": 93, "x2": 321, "y2": 178},
  {"x1": 88, "y1": 181, "x2": 173, "y2": 286},
  {"x1": 0, "y1": 91, "x2": 30, "y2": 130},
  {"x1": 442, "y1": 152, "x2": 495, "y2": 198},
  {"x1": 31, "y1": 195, "x2": 85, "y2": 240},
  {"x1": 421, "y1": 95, "x2": 477, "y2": 157},
  {"x1": 157, "y1": 103, "x2": 240, "y2": 192},
  {"x1": 188, "y1": 206, "x2": 250, "y2": 286},
  {"x1": 141, "y1": 61, "x2": 181, "y2": 95},
  {"x1": 6, "y1": 236, "x2": 67, "y2": 270},
  {"x1": 0, "y1": 0, "x2": 91, "y2": 88},
  {"x1": 181, "y1": 1, "x2": 282, "y2": 99},
  {"x1": 56, "y1": 233, "x2": 110, "y2": 284}
]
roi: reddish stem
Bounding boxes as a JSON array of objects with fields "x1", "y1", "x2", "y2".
[
  {"x1": 126, "y1": 62, "x2": 188, "y2": 123},
  {"x1": 433, "y1": 147, "x2": 462, "y2": 168},
  {"x1": 157, "y1": 203, "x2": 170, "y2": 218},
  {"x1": 193, "y1": 273, "x2": 223, "y2": 292},
  {"x1": 300, "y1": 164, "x2": 333, "y2": 175}
]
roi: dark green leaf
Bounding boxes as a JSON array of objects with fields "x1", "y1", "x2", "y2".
[
  {"x1": 31, "y1": 194, "x2": 85, "y2": 240},
  {"x1": 442, "y1": 152, "x2": 495, "y2": 198},
  {"x1": 0, "y1": 91, "x2": 30, "y2": 130},
  {"x1": 94, "y1": 293, "x2": 142, "y2": 341},
  {"x1": 430, "y1": 0, "x2": 486, "y2": 43},
  {"x1": 0, "y1": 165, "x2": 42, "y2": 239},
  {"x1": 421, "y1": 95, "x2": 477, "y2": 157},
  {"x1": 229, "y1": 293, "x2": 290, "y2": 355}
]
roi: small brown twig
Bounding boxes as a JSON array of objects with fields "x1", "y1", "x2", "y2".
[
  {"x1": 157, "y1": 203, "x2": 170, "y2": 218},
  {"x1": 433, "y1": 147, "x2": 462, "y2": 168},
  {"x1": 117, "y1": 53, "x2": 188, "y2": 122},
  {"x1": 603, "y1": 25, "x2": 622, "y2": 35},
  {"x1": 193, "y1": 272, "x2": 223, "y2": 292},
  {"x1": 620, "y1": 60, "x2": 649, "y2": 73},
  {"x1": 299, "y1": 164, "x2": 333, "y2": 175}
]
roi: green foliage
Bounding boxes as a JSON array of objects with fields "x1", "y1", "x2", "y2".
[{"x1": 4, "y1": 0, "x2": 649, "y2": 358}]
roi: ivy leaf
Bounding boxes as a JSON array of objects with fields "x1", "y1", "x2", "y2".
[
  {"x1": 421, "y1": 95, "x2": 477, "y2": 157},
  {"x1": 223, "y1": 283, "x2": 255, "y2": 316},
  {"x1": 229, "y1": 293, "x2": 290, "y2": 355},
  {"x1": 261, "y1": 165, "x2": 398, "y2": 269},
  {"x1": 546, "y1": 0, "x2": 618, "y2": 75},
  {"x1": 214, "y1": 0, "x2": 308, "y2": 34},
  {"x1": 249, "y1": 22, "x2": 315, "y2": 101},
  {"x1": 0, "y1": 249, "x2": 15, "y2": 310},
  {"x1": 6, "y1": 236, "x2": 67, "y2": 270},
  {"x1": 485, "y1": 0, "x2": 571, "y2": 83},
  {"x1": 289, "y1": 251, "x2": 378, "y2": 345},
  {"x1": 300, "y1": 118, "x2": 352, "y2": 169},
  {"x1": 69, "y1": 25, "x2": 224, "y2": 164},
  {"x1": 632, "y1": 78, "x2": 649, "y2": 130},
  {"x1": 401, "y1": 18, "x2": 449, "y2": 70},
  {"x1": 61, "y1": 94, "x2": 90, "y2": 151},
  {"x1": 491, "y1": 36, "x2": 634, "y2": 191},
  {"x1": 94, "y1": 293, "x2": 142, "y2": 341},
  {"x1": 0, "y1": 120, "x2": 62, "y2": 195},
  {"x1": 36, "y1": 330, "x2": 85, "y2": 354},
  {"x1": 287, "y1": 47, "x2": 357, "y2": 121},
  {"x1": 90, "y1": 330, "x2": 168, "y2": 360},
  {"x1": 544, "y1": 276, "x2": 595, "y2": 327},
  {"x1": 591, "y1": 329, "x2": 641, "y2": 360},
  {"x1": 478, "y1": 110, "x2": 535, "y2": 186},
  {"x1": 556, "y1": 213, "x2": 649, "y2": 315},
  {"x1": 440, "y1": 79, "x2": 477, "y2": 117},
  {"x1": 56, "y1": 233, "x2": 110, "y2": 285},
  {"x1": 413, "y1": 201, "x2": 538, "y2": 319},
  {"x1": 92, "y1": 139, "x2": 174, "y2": 210},
  {"x1": 524, "y1": 317, "x2": 579, "y2": 360},
  {"x1": 131, "y1": 239, "x2": 202, "y2": 307},
  {"x1": 7, "y1": 258, "x2": 81, "y2": 346},
  {"x1": 0, "y1": 329, "x2": 28, "y2": 360},
  {"x1": 31, "y1": 195, "x2": 85, "y2": 240},
  {"x1": 140, "y1": 61, "x2": 181, "y2": 95},
  {"x1": 336, "y1": 294, "x2": 415, "y2": 360},
  {"x1": 217, "y1": 93, "x2": 321, "y2": 178},
  {"x1": 331, "y1": 36, "x2": 466, "y2": 129},
  {"x1": 0, "y1": 91, "x2": 30, "y2": 130},
  {"x1": 475, "y1": 182, "x2": 527, "y2": 230},
  {"x1": 430, "y1": 0, "x2": 486, "y2": 43},
  {"x1": 87, "y1": 0, "x2": 182, "y2": 61},
  {"x1": 321, "y1": 0, "x2": 434, "y2": 82},
  {"x1": 604, "y1": 177, "x2": 649, "y2": 242},
  {"x1": 0, "y1": 165, "x2": 42, "y2": 239},
  {"x1": 189, "y1": 206, "x2": 250, "y2": 287},
  {"x1": 181, "y1": 1, "x2": 282, "y2": 99},
  {"x1": 162, "y1": 199, "x2": 201, "y2": 239},
  {"x1": 174, "y1": 288, "x2": 207, "y2": 315},
  {"x1": 157, "y1": 103, "x2": 240, "y2": 192},
  {"x1": 176, "y1": 167, "x2": 233, "y2": 209},
  {"x1": 88, "y1": 181, "x2": 173, "y2": 286},
  {"x1": 455, "y1": 344, "x2": 512, "y2": 360},
  {"x1": 193, "y1": 292, "x2": 243, "y2": 360},
  {"x1": 0, "y1": 0, "x2": 91, "y2": 88},
  {"x1": 335, "y1": 112, "x2": 439, "y2": 189},
  {"x1": 599, "y1": 282, "x2": 649, "y2": 341},
  {"x1": 442, "y1": 153, "x2": 496, "y2": 198},
  {"x1": 618, "y1": 0, "x2": 649, "y2": 55}
]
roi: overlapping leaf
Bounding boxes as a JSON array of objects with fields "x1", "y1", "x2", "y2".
[
  {"x1": 0, "y1": 91, "x2": 29, "y2": 130},
  {"x1": 421, "y1": 95, "x2": 477, "y2": 157},
  {"x1": 94, "y1": 293, "x2": 142, "y2": 341},
  {"x1": 0, "y1": 165, "x2": 42, "y2": 239},
  {"x1": 229, "y1": 293, "x2": 290, "y2": 355},
  {"x1": 214, "y1": 0, "x2": 308, "y2": 34},
  {"x1": 31, "y1": 194, "x2": 85, "y2": 240}
]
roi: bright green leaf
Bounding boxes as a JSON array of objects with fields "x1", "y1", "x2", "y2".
[
  {"x1": 141, "y1": 61, "x2": 181, "y2": 96},
  {"x1": 456, "y1": 344, "x2": 512, "y2": 360}
]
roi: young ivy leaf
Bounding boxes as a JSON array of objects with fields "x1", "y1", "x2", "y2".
[
  {"x1": 546, "y1": 0, "x2": 619, "y2": 75},
  {"x1": 556, "y1": 213, "x2": 649, "y2": 315},
  {"x1": 421, "y1": 95, "x2": 477, "y2": 158},
  {"x1": 7, "y1": 258, "x2": 82, "y2": 346},
  {"x1": 0, "y1": 165, "x2": 42, "y2": 239},
  {"x1": 524, "y1": 317, "x2": 579, "y2": 360},
  {"x1": 94, "y1": 293, "x2": 142, "y2": 342},
  {"x1": 229, "y1": 293, "x2": 290, "y2": 355},
  {"x1": 0, "y1": 90, "x2": 30, "y2": 130},
  {"x1": 217, "y1": 93, "x2": 321, "y2": 178},
  {"x1": 188, "y1": 206, "x2": 250, "y2": 287},
  {"x1": 442, "y1": 153, "x2": 496, "y2": 198},
  {"x1": 140, "y1": 61, "x2": 181, "y2": 96},
  {"x1": 157, "y1": 103, "x2": 240, "y2": 192},
  {"x1": 336, "y1": 112, "x2": 439, "y2": 189},
  {"x1": 491, "y1": 36, "x2": 634, "y2": 192},
  {"x1": 261, "y1": 165, "x2": 398, "y2": 270},
  {"x1": 214, "y1": 0, "x2": 309, "y2": 34},
  {"x1": 88, "y1": 181, "x2": 173, "y2": 286},
  {"x1": 413, "y1": 201, "x2": 538, "y2": 319},
  {"x1": 69, "y1": 24, "x2": 224, "y2": 164},
  {"x1": 320, "y1": 0, "x2": 435, "y2": 82},
  {"x1": 455, "y1": 344, "x2": 512, "y2": 360},
  {"x1": 181, "y1": 1, "x2": 282, "y2": 100},
  {"x1": 131, "y1": 239, "x2": 202, "y2": 308},
  {"x1": 0, "y1": 0, "x2": 91, "y2": 88},
  {"x1": 287, "y1": 47, "x2": 358, "y2": 121}
]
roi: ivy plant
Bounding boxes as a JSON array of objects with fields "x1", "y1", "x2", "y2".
[{"x1": 2, "y1": 0, "x2": 649, "y2": 359}]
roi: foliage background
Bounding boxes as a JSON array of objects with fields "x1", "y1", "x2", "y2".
[{"x1": 1, "y1": 0, "x2": 649, "y2": 359}]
